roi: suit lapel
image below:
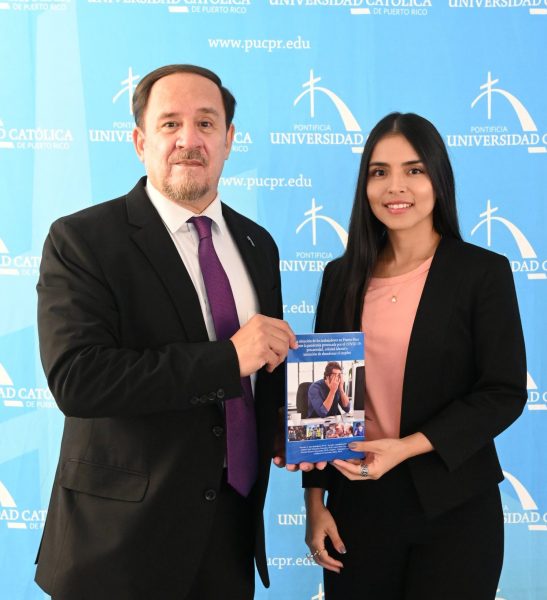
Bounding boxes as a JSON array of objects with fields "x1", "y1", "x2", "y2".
[
  {"x1": 125, "y1": 178, "x2": 209, "y2": 342},
  {"x1": 401, "y1": 238, "x2": 465, "y2": 434},
  {"x1": 222, "y1": 204, "x2": 273, "y2": 315}
]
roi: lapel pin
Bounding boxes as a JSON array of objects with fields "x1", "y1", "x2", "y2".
[{"x1": 246, "y1": 235, "x2": 255, "y2": 247}]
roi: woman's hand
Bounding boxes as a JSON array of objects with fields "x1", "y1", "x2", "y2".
[
  {"x1": 305, "y1": 489, "x2": 346, "y2": 573},
  {"x1": 332, "y1": 433, "x2": 434, "y2": 481}
]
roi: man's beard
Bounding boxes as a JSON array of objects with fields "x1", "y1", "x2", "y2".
[
  {"x1": 162, "y1": 177, "x2": 209, "y2": 206},
  {"x1": 162, "y1": 148, "x2": 210, "y2": 206}
]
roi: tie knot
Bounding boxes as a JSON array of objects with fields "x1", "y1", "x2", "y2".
[{"x1": 188, "y1": 216, "x2": 213, "y2": 241}]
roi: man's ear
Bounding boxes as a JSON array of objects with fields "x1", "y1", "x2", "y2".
[
  {"x1": 224, "y1": 123, "x2": 235, "y2": 159},
  {"x1": 133, "y1": 127, "x2": 145, "y2": 162}
]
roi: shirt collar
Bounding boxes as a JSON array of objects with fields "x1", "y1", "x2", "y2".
[{"x1": 146, "y1": 179, "x2": 226, "y2": 235}]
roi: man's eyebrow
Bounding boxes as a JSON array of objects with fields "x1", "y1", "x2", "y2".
[
  {"x1": 156, "y1": 107, "x2": 221, "y2": 120},
  {"x1": 157, "y1": 112, "x2": 178, "y2": 121},
  {"x1": 197, "y1": 107, "x2": 221, "y2": 117}
]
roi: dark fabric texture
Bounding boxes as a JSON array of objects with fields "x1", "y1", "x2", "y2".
[{"x1": 324, "y1": 465, "x2": 504, "y2": 600}]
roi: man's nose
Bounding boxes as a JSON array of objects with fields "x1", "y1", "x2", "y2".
[{"x1": 175, "y1": 124, "x2": 202, "y2": 148}]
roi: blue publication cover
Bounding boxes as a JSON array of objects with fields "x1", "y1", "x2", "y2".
[{"x1": 286, "y1": 332, "x2": 365, "y2": 463}]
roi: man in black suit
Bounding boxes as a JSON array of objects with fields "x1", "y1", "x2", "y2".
[{"x1": 35, "y1": 64, "x2": 296, "y2": 600}]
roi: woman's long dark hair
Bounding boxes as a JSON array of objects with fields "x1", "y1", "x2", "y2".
[{"x1": 340, "y1": 112, "x2": 462, "y2": 326}]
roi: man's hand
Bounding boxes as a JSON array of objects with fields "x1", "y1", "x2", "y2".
[
  {"x1": 326, "y1": 374, "x2": 339, "y2": 393},
  {"x1": 272, "y1": 457, "x2": 328, "y2": 472},
  {"x1": 272, "y1": 409, "x2": 327, "y2": 471},
  {"x1": 231, "y1": 315, "x2": 297, "y2": 377}
]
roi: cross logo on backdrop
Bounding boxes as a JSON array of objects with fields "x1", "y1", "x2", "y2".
[
  {"x1": 112, "y1": 67, "x2": 141, "y2": 115},
  {"x1": 296, "y1": 198, "x2": 348, "y2": 248},
  {"x1": 294, "y1": 69, "x2": 361, "y2": 133},
  {"x1": 471, "y1": 72, "x2": 538, "y2": 133}
]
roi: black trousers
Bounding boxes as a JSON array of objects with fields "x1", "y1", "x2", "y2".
[
  {"x1": 185, "y1": 476, "x2": 255, "y2": 600},
  {"x1": 324, "y1": 464, "x2": 504, "y2": 600}
]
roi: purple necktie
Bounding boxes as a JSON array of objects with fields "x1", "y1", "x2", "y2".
[{"x1": 188, "y1": 216, "x2": 258, "y2": 497}]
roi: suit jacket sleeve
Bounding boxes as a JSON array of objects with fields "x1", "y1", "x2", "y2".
[
  {"x1": 37, "y1": 217, "x2": 243, "y2": 418},
  {"x1": 418, "y1": 253, "x2": 527, "y2": 471}
]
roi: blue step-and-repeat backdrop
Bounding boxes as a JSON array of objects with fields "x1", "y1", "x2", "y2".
[{"x1": 0, "y1": 1, "x2": 546, "y2": 598}]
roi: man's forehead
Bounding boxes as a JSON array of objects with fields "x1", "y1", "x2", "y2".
[
  {"x1": 146, "y1": 74, "x2": 225, "y2": 119},
  {"x1": 151, "y1": 73, "x2": 222, "y2": 100}
]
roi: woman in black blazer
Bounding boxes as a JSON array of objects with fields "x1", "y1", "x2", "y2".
[{"x1": 302, "y1": 113, "x2": 526, "y2": 600}]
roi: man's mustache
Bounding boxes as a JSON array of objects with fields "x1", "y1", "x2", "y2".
[{"x1": 169, "y1": 149, "x2": 208, "y2": 166}]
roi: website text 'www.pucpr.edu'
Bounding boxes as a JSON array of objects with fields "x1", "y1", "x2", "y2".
[
  {"x1": 267, "y1": 556, "x2": 320, "y2": 570},
  {"x1": 283, "y1": 301, "x2": 316, "y2": 315},
  {"x1": 219, "y1": 174, "x2": 312, "y2": 191},
  {"x1": 208, "y1": 35, "x2": 311, "y2": 52}
]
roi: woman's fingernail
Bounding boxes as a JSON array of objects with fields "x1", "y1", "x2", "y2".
[
  {"x1": 348, "y1": 443, "x2": 357, "y2": 449},
  {"x1": 339, "y1": 545, "x2": 347, "y2": 554}
]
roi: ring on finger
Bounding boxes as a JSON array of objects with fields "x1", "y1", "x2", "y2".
[
  {"x1": 307, "y1": 547, "x2": 325, "y2": 560},
  {"x1": 360, "y1": 461, "x2": 369, "y2": 479}
]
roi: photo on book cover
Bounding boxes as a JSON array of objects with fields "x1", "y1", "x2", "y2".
[{"x1": 286, "y1": 332, "x2": 365, "y2": 464}]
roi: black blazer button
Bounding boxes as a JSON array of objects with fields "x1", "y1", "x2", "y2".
[
  {"x1": 208, "y1": 391, "x2": 217, "y2": 401},
  {"x1": 204, "y1": 489, "x2": 217, "y2": 501},
  {"x1": 200, "y1": 394, "x2": 208, "y2": 404},
  {"x1": 212, "y1": 426, "x2": 224, "y2": 437},
  {"x1": 190, "y1": 396, "x2": 198, "y2": 405},
  {"x1": 216, "y1": 389, "x2": 225, "y2": 399}
]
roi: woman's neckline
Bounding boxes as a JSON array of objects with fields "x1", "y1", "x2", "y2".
[
  {"x1": 369, "y1": 256, "x2": 433, "y2": 286},
  {"x1": 373, "y1": 234, "x2": 441, "y2": 279}
]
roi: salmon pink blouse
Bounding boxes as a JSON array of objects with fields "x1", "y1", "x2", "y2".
[{"x1": 361, "y1": 257, "x2": 433, "y2": 440}]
